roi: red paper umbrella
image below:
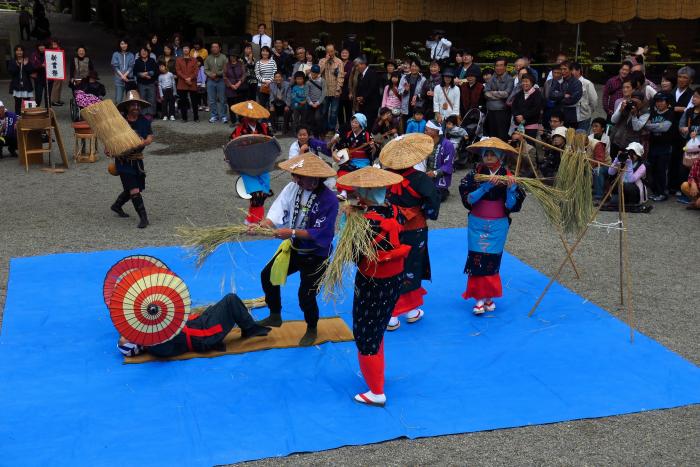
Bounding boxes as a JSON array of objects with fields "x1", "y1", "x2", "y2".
[
  {"x1": 103, "y1": 255, "x2": 170, "y2": 306},
  {"x1": 109, "y1": 266, "x2": 191, "y2": 346}
]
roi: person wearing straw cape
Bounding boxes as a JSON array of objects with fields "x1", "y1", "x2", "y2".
[
  {"x1": 255, "y1": 154, "x2": 339, "y2": 346},
  {"x1": 230, "y1": 100, "x2": 273, "y2": 224},
  {"x1": 458, "y1": 137, "x2": 526, "y2": 315},
  {"x1": 380, "y1": 133, "x2": 441, "y2": 331},
  {"x1": 335, "y1": 167, "x2": 410, "y2": 407},
  {"x1": 110, "y1": 90, "x2": 154, "y2": 229}
]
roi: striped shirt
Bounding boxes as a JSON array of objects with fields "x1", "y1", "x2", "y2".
[{"x1": 255, "y1": 59, "x2": 277, "y2": 85}]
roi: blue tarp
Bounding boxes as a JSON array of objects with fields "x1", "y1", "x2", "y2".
[{"x1": 0, "y1": 228, "x2": 698, "y2": 466}]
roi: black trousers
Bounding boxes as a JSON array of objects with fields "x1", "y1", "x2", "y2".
[
  {"x1": 162, "y1": 88, "x2": 176, "y2": 118},
  {"x1": 0, "y1": 136, "x2": 18, "y2": 156},
  {"x1": 484, "y1": 109, "x2": 511, "y2": 141},
  {"x1": 669, "y1": 139, "x2": 690, "y2": 192},
  {"x1": 338, "y1": 98, "x2": 353, "y2": 126},
  {"x1": 261, "y1": 250, "x2": 327, "y2": 327},
  {"x1": 178, "y1": 90, "x2": 200, "y2": 121},
  {"x1": 147, "y1": 293, "x2": 255, "y2": 357},
  {"x1": 648, "y1": 143, "x2": 673, "y2": 196},
  {"x1": 227, "y1": 95, "x2": 245, "y2": 122}
]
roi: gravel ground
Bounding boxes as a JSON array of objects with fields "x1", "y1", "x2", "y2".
[{"x1": 1, "y1": 12, "x2": 698, "y2": 466}]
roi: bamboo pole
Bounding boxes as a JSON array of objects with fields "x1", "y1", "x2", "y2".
[
  {"x1": 619, "y1": 180, "x2": 635, "y2": 343},
  {"x1": 528, "y1": 172, "x2": 622, "y2": 317},
  {"x1": 618, "y1": 179, "x2": 625, "y2": 305},
  {"x1": 515, "y1": 138, "x2": 524, "y2": 176}
]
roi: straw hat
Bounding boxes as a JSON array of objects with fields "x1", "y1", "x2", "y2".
[
  {"x1": 117, "y1": 90, "x2": 150, "y2": 112},
  {"x1": 336, "y1": 166, "x2": 403, "y2": 188},
  {"x1": 231, "y1": 100, "x2": 270, "y2": 119},
  {"x1": 379, "y1": 133, "x2": 434, "y2": 170},
  {"x1": 278, "y1": 154, "x2": 336, "y2": 178},
  {"x1": 467, "y1": 137, "x2": 519, "y2": 156}
]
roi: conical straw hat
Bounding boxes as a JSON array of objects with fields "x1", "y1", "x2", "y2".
[
  {"x1": 467, "y1": 137, "x2": 519, "y2": 156},
  {"x1": 116, "y1": 90, "x2": 150, "y2": 112},
  {"x1": 231, "y1": 100, "x2": 270, "y2": 119},
  {"x1": 379, "y1": 133, "x2": 434, "y2": 169},
  {"x1": 278, "y1": 154, "x2": 336, "y2": 178},
  {"x1": 336, "y1": 166, "x2": 403, "y2": 188}
]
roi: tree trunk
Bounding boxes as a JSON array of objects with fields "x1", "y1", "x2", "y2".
[{"x1": 71, "y1": 0, "x2": 91, "y2": 22}]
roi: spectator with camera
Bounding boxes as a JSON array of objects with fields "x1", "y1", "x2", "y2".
[
  {"x1": 607, "y1": 142, "x2": 649, "y2": 211},
  {"x1": 610, "y1": 80, "x2": 649, "y2": 155}
]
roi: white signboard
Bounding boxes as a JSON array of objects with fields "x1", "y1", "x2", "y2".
[{"x1": 44, "y1": 49, "x2": 66, "y2": 81}]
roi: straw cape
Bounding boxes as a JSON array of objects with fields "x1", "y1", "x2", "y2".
[
  {"x1": 116, "y1": 90, "x2": 150, "y2": 113},
  {"x1": 336, "y1": 166, "x2": 403, "y2": 188},
  {"x1": 278, "y1": 154, "x2": 336, "y2": 178},
  {"x1": 231, "y1": 100, "x2": 271, "y2": 119},
  {"x1": 467, "y1": 137, "x2": 519, "y2": 156},
  {"x1": 81, "y1": 99, "x2": 143, "y2": 157},
  {"x1": 379, "y1": 133, "x2": 434, "y2": 169}
]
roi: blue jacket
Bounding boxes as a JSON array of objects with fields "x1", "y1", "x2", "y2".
[
  {"x1": 1, "y1": 111, "x2": 18, "y2": 140},
  {"x1": 406, "y1": 118, "x2": 426, "y2": 134},
  {"x1": 111, "y1": 51, "x2": 135, "y2": 84}
]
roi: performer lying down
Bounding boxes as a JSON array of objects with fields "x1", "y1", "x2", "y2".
[{"x1": 117, "y1": 293, "x2": 271, "y2": 358}]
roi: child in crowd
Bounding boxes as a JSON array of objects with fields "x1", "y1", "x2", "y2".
[
  {"x1": 381, "y1": 72, "x2": 402, "y2": 131},
  {"x1": 681, "y1": 157, "x2": 700, "y2": 210},
  {"x1": 371, "y1": 107, "x2": 399, "y2": 147},
  {"x1": 679, "y1": 88, "x2": 700, "y2": 208},
  {"x1": 405, "y1": 109, "x2": 426, "y2": 134},
  {"x1": 589, "y1": 117, "x2": 611, "y2": 201},
  {"x1": 645, "y1": 93, "x2": 675, "y2": 201},
  {"x1": 157, "y1": 62, "x2": 176, "y2": 121},
  {"x1": 607, "y1": 142, "x2": 649, "y2": 211},
  {"x1": 196, "y1": 56, "x2": 208, "y2": 112},
  {"x1": 444, "y1": 115, "x2": 467, "y2": 153},
  {"x1": 290, "y1": 71, "x2": 307, "y2": 130},
  {"x1": 305, "y1": 64, "x2": 326, "y2": 136},
  {"x1": 541, "y1": 126, "x2": 567, "y2": 182}
]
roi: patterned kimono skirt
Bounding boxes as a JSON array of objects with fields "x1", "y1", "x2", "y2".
[{"x1": 463, "y1": 213, "x2": 509, "y2": 300}]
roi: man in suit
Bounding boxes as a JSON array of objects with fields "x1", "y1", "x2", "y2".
[
  {"x1": 670, "y1": 66, "x2": 695, "y2": 198},
  {"x1": 354, "y1": 56, "x2": 381, "y2": 130}
]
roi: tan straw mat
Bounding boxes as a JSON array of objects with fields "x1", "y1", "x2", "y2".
[
  {"x1": 467, "y1": 137, "x2": 518, "y2": 155},
  {"x1": 125, "y1": 317, "x2": 353, "y2": 364},
  {"x1": 379, "y1": 133, "x2": 434, "y2": 169},
  {"x1": 231, "y1": 100, "x2": 271, "y2": 119},
  {"x1": 278, "y1": 154, "x2": 336, "y2": 178},
  {"x1": 336, "y1": 166, "x2": 403, "y2": 188}
]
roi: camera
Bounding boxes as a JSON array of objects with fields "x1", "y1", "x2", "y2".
[{"x1": 618, "y1": 149, "x2": 630, "y2": 163}]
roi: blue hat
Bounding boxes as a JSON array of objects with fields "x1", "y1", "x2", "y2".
[
  {"x1": 311, "y1": 64, "x2": 320, "y2": 74},
  {"x1": 352, "y1": 113, "x2": 367, "y2": 129}
]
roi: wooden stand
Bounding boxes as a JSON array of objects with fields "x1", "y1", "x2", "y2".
[
  {"x1": 516, "y1": 130, "x2": 635, "y2": 342},
  {"x1": 17, "y1": 108, "x2": 68, "y2": 172}
]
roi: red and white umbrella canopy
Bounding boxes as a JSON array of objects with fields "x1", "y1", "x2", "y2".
[
  {"x1": 108, "y1": 266, "x2": 191, "y2": 346},
  {"x1": 102, "y1": 255, "x2": 169, "y2": 307}
]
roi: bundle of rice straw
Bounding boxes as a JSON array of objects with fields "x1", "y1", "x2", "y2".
[
  {"x1": 319, "y1": 205, "x2": 378, "y2": 301},
  {"x1": 554, "y1": 130, "x2": 593, "y2": 234},
  {"x1": 177, "y1": 224, "x2": 275, "y2": 266},
  {"x1": 80, "y1": 99, "x2": 143, "y2": 157},
  {"x1": 475, "y1": 174, "x2": 565, "y2": 227}
]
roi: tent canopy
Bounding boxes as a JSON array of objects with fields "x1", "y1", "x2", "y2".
[{"x1": 248, "y1": 0, "x2": 700, "y2": 31}]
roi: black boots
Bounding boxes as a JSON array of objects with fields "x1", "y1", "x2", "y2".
[
  {"x1": 241, "y1": 323, "x2": 272, "y2": 338},
  {"x1": 110, "y1": 191, "x2": 130, "y2": 218},
  {"x1": 257, "y1": 313, "x2": 282, "y2": 327},
  {"x1": 298, "y1": 326, "x2": 318, "y2": 347},
  {"x1": 131, "y1": 193, "x2": 149, "y2": 229}
]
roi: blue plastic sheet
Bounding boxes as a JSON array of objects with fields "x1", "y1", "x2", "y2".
[{"x1": 1, "y1": 228, "x2": 698, "y2": 466}]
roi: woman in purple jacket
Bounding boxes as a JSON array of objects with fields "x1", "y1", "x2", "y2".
[{"x1": 224, "y1": 49, "x2": 247, "y2": 123}]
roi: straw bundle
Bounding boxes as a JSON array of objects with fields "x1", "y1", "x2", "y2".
[
  {"x1": 319, "y1": 206, "x2": 378, "y2": 300},
  {"x1": 554, "y1": 130, "x2": 593, "y2": 234},
  {"x1": 80, "y1": 99, "x2": 143, "y2": 157},
  {"x1": 475, "y1": 174, "x2": 565, "y2": 227},
  {"x1": 177, "y1": 224, "x2": 275, "y2": 266}
]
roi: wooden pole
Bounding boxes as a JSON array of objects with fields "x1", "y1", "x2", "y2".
[
  {"x1": 618, "y1": 178, "x2": 624, "y2": 305},
  {"x1": 619, "y1": 179, "x2": 635, "y2": 342},
  {"x1": 514, "y1": 138, "x2": 524, "y2": 176},
  {"x1": 516, "y1": 131, "x2": 614, "y2": 167},
  {"x1": 528, "y1": 172, "x2": 622, "y2": 317}
]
